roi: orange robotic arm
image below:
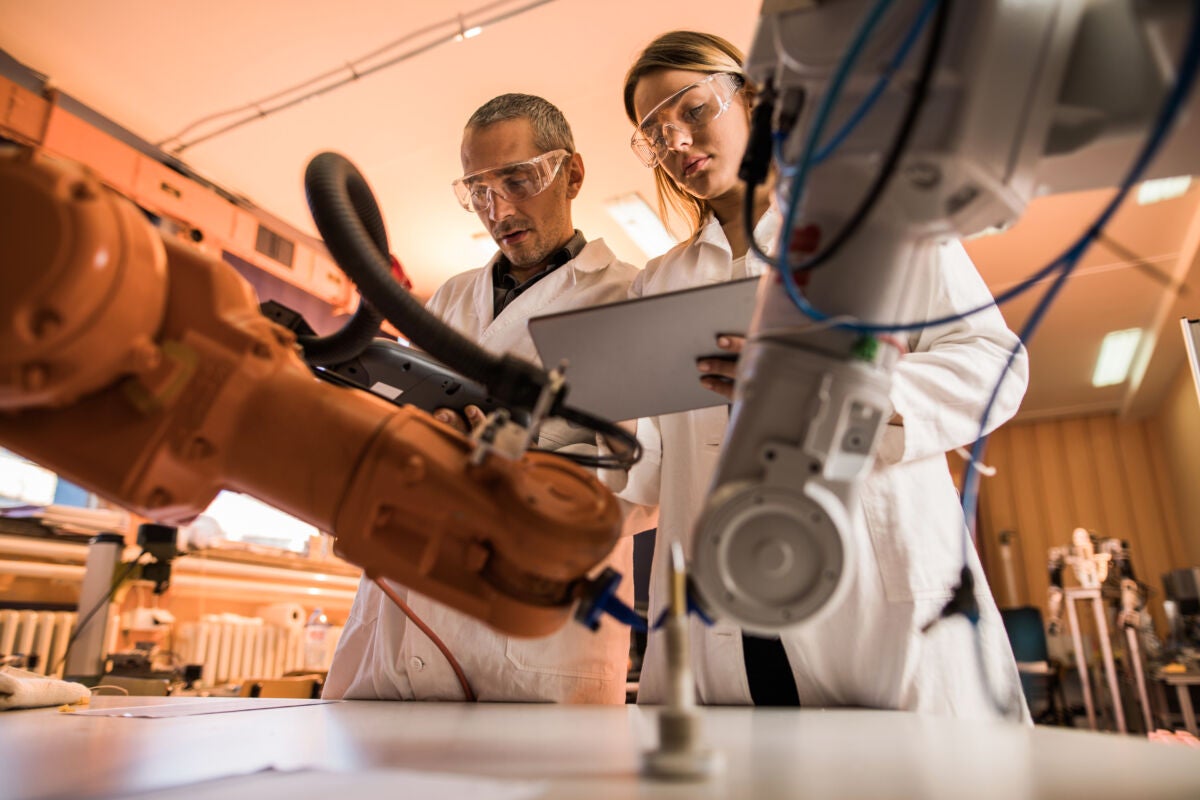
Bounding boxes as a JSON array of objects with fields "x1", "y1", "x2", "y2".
[{"x1": 0, "y1": 148, "x2": 621, "y2": 637}]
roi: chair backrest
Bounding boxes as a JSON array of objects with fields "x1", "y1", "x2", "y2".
[
  {"x1": 237, "y1": 675, "x2": 321, "y2": 699},
  {"x1": 1000, "y1": 606, "x2": 1051, "y2": 663}
]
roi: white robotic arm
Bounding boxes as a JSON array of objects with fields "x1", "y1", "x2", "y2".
[{"x1": 691, "y1": 0, "x2": 1196, "y2": 633}]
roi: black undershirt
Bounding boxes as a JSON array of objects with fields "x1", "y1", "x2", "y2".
[
  {"x1": 742, "y1": 633, "x2": 801, "y2": 706},
  {"x1": 723, "y1": 401, "x2": 801, "y2": 706},
  {"x1": 491, "y1": 230, "x2": 586, "y2": 318}
]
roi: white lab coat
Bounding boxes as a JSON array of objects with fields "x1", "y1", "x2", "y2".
[
  {"x1": 612, "y1": 212, "x2": 1030, "y2": 720},
  {"x1": 324, "y1": 238, "x2": 642, "y2": 704}
]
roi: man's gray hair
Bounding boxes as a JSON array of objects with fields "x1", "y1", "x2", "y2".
[{"x1": 466, "y1": 93, "x2": 575, "y2": 154}]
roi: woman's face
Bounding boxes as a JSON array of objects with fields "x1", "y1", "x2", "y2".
[{"x1": 632, "y1": 68, "x2": 750, "y2": 201}]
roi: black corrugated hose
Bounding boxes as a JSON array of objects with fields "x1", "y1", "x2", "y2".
[
  {"x1": 302, "y1": 151, "x2": 641, "y2": 470},
  {"x1": 304, "y1": 151, "x2": 548, "y2": 410},
  {"x1": 297, "y1": 297, "x2": 384, "y2": 366},
  {"x1": 294, "y1": 166, "x2": 386, "y2": 366}
]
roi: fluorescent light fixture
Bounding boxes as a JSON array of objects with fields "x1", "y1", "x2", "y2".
[
  {"x1": 1091, "y1": 328, "x2": 1143, "y2": 387},
  {"x1": 605, "y1": 192, "x2": 678, "y2": 259},
  {"x1": 1136, "y1": 175, "x2": 1192, "y2": 205}
]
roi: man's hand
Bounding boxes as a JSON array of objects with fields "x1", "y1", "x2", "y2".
[
  {"x1": 433, "y1": 405, "x2": 486, "y2": 433},
  {"x1": 697, "y1": 335, "x2": 744, "y2": 401}
]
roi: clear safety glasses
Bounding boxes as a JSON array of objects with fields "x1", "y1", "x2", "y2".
[
  {"x1": 452, "y1": 149, "x2": 571, "y2": 213},
  {"x1": 630, "y1": 73, "x2": 743, "y2": 168}
]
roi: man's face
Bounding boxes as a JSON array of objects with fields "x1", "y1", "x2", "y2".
[{"x1": 460, "y1": 118, "x2": 580, "y2": 271}]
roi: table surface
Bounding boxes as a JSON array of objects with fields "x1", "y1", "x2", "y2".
[{"x1": 3, "y1": 697, "x2": 1200, "y2": 800}]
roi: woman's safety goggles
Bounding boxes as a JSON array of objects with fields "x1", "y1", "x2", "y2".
[
  {"x1": 630, "y1": 73, "x2": 743, "y2": 168},
  {"x1": 452, "y1": 149, "x2": 571, "y2": 213}
]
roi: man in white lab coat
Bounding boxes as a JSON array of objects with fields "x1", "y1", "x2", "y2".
[{"x1": 324, "y1": 94, "x2": 645, "y2": 703}]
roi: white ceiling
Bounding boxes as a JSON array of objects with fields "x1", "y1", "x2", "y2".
[{"x1": 2, "y1": 0, "x2": 1199, "y2": 422}]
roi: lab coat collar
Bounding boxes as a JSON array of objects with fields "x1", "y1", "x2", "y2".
[{"x1": 471, "y1": 237, "x2": 618, "y2": 336}]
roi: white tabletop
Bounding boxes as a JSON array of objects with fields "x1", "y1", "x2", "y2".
[{"x1": 3, "y1": 697, "x2": 1200, "y2": 800}]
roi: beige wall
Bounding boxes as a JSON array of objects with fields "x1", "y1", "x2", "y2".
[
  {"x1": 1155, "y1": 366, "x2": 1200, "y2": 567},
  {"x1": 973, "y1": 412, "x2": 1190, "y2": 632}
]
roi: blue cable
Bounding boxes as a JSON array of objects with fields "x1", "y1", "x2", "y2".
[
  {"x1": 812, "y1": 0, "x2": 939, "y2": 165},
  {"x1": 774, "y1": 0, "x2": 937, "y2": 178},
  {"x1": 775, "y1": 0, "x2": 897, "y2": 273}
]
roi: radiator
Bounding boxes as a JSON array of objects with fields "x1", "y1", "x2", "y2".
[
  {"x1": 176, "y1": 616, "x2": 343, "y2": 686},
  {"x1": 0, "y1": 609, "x2": 77, "y2": 677}
]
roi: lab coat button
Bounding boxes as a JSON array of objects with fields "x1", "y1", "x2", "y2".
[{"x1": 410, "y1": 656, "x2": 425, "y2": 671}]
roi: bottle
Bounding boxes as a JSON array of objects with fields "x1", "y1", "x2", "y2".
[{"x1": 303, "y1": 608, "x2": 330, "y2": 671}]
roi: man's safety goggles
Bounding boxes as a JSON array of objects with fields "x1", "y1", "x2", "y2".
[
  {"x1": 452, "y1": 149, "x2": 571, "y2": 213},
  {"x1": 630, "y1": 73, "x2": 743, "y2": 168}
]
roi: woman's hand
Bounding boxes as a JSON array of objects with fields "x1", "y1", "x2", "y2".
[{"x1": 697, "y1": 335, "x2": 744, "y2": 401}]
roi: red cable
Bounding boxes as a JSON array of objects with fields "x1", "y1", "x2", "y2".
[{"x1": 372, "y1": 577, "x2": 476, "y2": 702}]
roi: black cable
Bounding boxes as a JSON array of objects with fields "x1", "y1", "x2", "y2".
[
  {"x1": 739, "y1": 0, "x2": 945, "y2": 272},
  {"x1": 761, "y1": 0, "x2": 951, "y2": 276},
  {"x1": 304, "y1": 152, "x2": 549, "y2": 411},
  {"x1": 297, "y1": 299, "x2": 384, "y2": 367},
  {"x1": 304, "y1": 151, "x2": 642, "y2": 471},
  {"x1": 54, "y1": 549, "x2": 148, "y2": 676},
  {"x1": 536, "y1": 405, "x2": 643, "y2": 470},
  {"x1": 294, "y1": 154, "x2": 387, "y2": 366}
]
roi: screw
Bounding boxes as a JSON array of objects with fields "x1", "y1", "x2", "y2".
[
  {"x1": 21, "y1": 363, "x2": 49, "y2": 391},
  {"x1": 907, "y1": 162, "x2": 941, "y2": 190},
  {"x1": 30, "y1": 309, "x2": 62, "y2": 340},
  {"x1": 146, "y1": 488, "x2": 172, "y2": 509},
  {"x1": 69, "y1": 181, "x2": 97, "y2": 201}
]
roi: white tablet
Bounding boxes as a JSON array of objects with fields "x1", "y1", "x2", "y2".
[{"x1": 528, "y1": 277, "x2": 761, "y2": 421}]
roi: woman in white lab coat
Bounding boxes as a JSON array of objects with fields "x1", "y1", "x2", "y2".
[
  {"x1": 614, "y1": 31, "x2": 1030, "y2": 719},
  {"x1": 324, "y1": 238, "x2": 641, "y2": 703}
]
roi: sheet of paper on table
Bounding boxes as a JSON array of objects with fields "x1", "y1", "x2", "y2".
[
  {"x1": 69, "y1": 698, "x2": 337, "y2": 717},
  {"x1": 116, "y1": 768, "x2": 544, "y2": 800}
]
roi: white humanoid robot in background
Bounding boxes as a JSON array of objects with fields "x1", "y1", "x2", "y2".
[{"x1": 1069, "y1": 527, "x2": 1112, "y2": 589}]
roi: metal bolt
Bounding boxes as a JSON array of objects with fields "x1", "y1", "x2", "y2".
[
  {"x1": 21, "y1": 363, "x2": 48, "y2": 391},
  {"x1": 184, "y1": 437, "x2": 214, "y2": 460},
  {"x1": 946, "y1": 185, "x2": 980, "y2": 215},
  {"x1": 127, "y1": 341, "x2": 161, "y2": 372},
  {"x1": 30, "y1": 309, "x2": 62, "y2": 340},
  {"x1": 401, "y1": 455, "x2": 425, "y2": 484},
  {"x1": 907, "y1": 162, "x2": 941, "y2": 190},
  {"x1": 69, "y1": 181, "x2": 97, "y2": 202},
  {"x1": 146, "y1": 488, "x2": 172, "y2": 509}
]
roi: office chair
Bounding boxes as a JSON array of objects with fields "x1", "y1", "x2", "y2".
[
  {"x1": 237, "y1": 674, "x2": 323, "y2": 699},
  {"x1": 1000, "y1": 606, "x2": 1071, "y2": 725}
]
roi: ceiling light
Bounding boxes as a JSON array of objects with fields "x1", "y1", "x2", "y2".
[
  {"x1": 1136, "y1": 175, "x2": 1192, "y2": 205},
  {"x1": 1091, "y1": 328, "x2": 1143, "y2": 387},
  {"x1": 605, "y1": 193, "x2": 677, "y2": 259},
  {"x1": 455, "y1": 14, "x2": 483, "y2": 41}
]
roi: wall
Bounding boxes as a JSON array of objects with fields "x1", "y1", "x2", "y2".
[
  {"x1": 1155, "y1": 367, "x2": 1200, "y2": 567},
  {"x1": 973, "y1": 410, "x2": 1191, "y2": 632}
]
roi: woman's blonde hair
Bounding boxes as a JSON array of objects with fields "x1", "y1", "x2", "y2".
[{"x1": 623, "y1": 31, "x2": 748, "y2": 240}]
